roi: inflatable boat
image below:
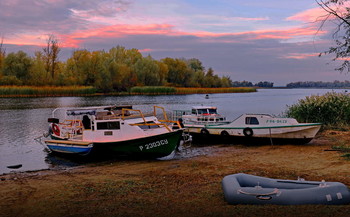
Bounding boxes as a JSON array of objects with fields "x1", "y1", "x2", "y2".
[{"x1": 222, "y1": 173, "x2": 350, "y2": 205}]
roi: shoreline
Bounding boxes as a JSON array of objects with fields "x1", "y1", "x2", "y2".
[{"x1": 1, "y1": 130, "x2": 350, "y2": 216}]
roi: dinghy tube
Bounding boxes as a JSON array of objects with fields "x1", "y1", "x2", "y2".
[{"x1": 222, "y1": 173, "x2": 350, "y2": 205}]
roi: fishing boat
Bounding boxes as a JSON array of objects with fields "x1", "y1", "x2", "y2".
[
  {"x1": 222, "y1": 173, "x2": 350, "y2": 205},
  {"x1": 43, "y1": 105, "x2": 185, "y2": 158},
  {"x1": 204, "y1": 114, "x2": 321, "y2": 144},
  {"x1": 173, "y1": 106, "x2": 321, "y2": 144},
  {"x1": 172, "y1": 106, "x2": 229, "y2": 131}
]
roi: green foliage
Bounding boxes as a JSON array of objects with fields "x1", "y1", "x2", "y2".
[
  {"x1": 285, "y1": 92, "x2": 350, "y2": 127},
  {"x1": 3, "y1": 51, "x2": 32, "y2": 82},
  {"x1": 0, "y1": 76, "x2": 22, "y2": 85},
  {"x1": 0, "y1": 45, "x2": 236, "y2": 92},
  {"x1": 0, "y1": 86, "x2": 96, "y2": 96}
]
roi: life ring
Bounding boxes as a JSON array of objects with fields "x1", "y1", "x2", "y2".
[
  {"x1": 243, "y1": 128, "x2": 253, "y2": 137},
  {"x1": 52, "y1": 123, "x2": 60, "y2": 136},
  {"x1": 200, "y1": 128, "x2": 209, "y2": 134}
]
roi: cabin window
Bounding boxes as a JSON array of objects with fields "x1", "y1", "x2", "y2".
[
  {"x1": 197, "y1": 109, "x2": 208, "y2": 114},
  {"x1": 208, "y1": 109, "x2": 217, "y2": 114},
  {"x1": 192, "y1": 109, "x2": 197, "y2": 115},
  {"x1": 246, "y1": 117, "x2": 259, "y2": 125},
  {"x1": 97, "y1": 121, "x2": 120, "y2": 130},
  {"x1": 138, "y1": 121, "x2": 160, "y2": 129}
]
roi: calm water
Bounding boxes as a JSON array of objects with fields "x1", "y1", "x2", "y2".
[{"x1": 0, "y1": 88, "x2": 346, "y2": 174}]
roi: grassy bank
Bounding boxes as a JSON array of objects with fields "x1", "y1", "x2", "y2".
[
  {"x1": 0, "y1": 130, "x2": 349, "y2": 217},
  {"x1": 175, "y1": 87, "x2": 256, "y2": 94},
  {"x1": 0, "y1": 86, "x2": 96, "y2": 97},
  {"x1": 0, "y1": 86, "x2": 256, "y2": 97},
  {"x1": 131, "y1": 86, "x2": 257, "y2": 95}
]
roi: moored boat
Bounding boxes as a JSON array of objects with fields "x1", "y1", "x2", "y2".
[
  {"x1": 173, "y1": 106, "x2": 321, "y2": 144},
  {"x1": 172, "y1": 106, "x2": 229, "y2": 132},
  {"x1": 222, "y1": 173, "x2": 350, "y2": 205},
  {"x1": 43, "y1": 105, "x2": 185, "y2": 158},
  {"x1": 205, "y1": 114, "x2": 321, "y2": 144}
]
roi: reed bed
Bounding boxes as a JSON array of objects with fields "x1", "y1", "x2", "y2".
[
  {"x1": 0, "y1": 86, "x2": 96, "y2": 97},
  {"x1": 285, "y1": 92, "x2": 350, "y2": 127},
  {"x1": 130, "y1": 86, "x2": 177, "y2": 95},
  {"x1": 175, "y1": 87, "x2": 256, "y2": 94}
]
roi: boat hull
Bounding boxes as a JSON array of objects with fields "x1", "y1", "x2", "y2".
[
  {"x1": 187, "y1": 124, "x2": 321, "y2": 145},
  {"x1": 92, "y1": 130, "x2": 183, "y2": 158},
  {"x1": 45, "y1": 140, "x2": 93, "y2": 155}
]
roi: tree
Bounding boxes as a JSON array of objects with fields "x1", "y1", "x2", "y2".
[
  {"x1": 0, "y1": 37, "x2": 5, "y2": 78},
  {"x1": 43, "y1": 34, "x2": 61, "y2": 79},
  {"x1": 317, "y1": 0, "x2": 350, "y2": 72},
  {"x1": 3, "y1": 51, "x2": 32, "y2": 83},
  {"x1": 28, "y1": 51, "x2": 49, "y2": 85}
]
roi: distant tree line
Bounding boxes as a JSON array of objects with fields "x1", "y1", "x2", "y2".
[
  {"x1": 232, "y1": 80, "x2": 274, "y2": 88},
  {"x1": 286, "y1": 81, "x2": 350, "y2": 88},
  {"x1": 0, "y1": 36, "x2": 234, "y2": 92}
]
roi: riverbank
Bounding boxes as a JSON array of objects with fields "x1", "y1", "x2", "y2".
[
  {"x1": 0, "y1": 86, "x2": 256, "y2": 97},
  {"x1": 1, "y1": 130, "x2": 350, "y2": 217}
]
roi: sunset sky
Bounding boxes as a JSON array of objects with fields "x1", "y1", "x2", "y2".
[{"x1": 1, "y1": 0, "x2": 348, "y2": 86}]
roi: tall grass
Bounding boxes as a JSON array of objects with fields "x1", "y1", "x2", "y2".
[
  {"x1": 285, "y1": 92, "x2": 350, "y2": 127},
  {"x1": 130, "y1": 86, "x2": 256, "y2": 95},
  {"x1": 0, "y1": 86, "x2": 96, "y2": 97},
  {"x1": 130, "y1": 86, "x2": 176, "y2": 95},
  {"x1": 175, "y1": 87, "x2": 256, "y2": 94}
]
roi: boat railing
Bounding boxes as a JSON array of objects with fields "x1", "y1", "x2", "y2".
[
  {"x1": 121, "y1": 107, "x2": 174, "y2": 132},
  {"x1": 171, "y1": 109, "x2": 191, "y2": 121},
  {"x1": 154, "y1": 106, "x2": 185, "y2": 129}
]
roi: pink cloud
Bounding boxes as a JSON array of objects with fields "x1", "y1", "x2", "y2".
[
  {"x1": 286, "y1": 7, "x2": 326, "y2": 22},
  {"x1": 279, "y1": 52, "x2": 319, "y2": 59}
]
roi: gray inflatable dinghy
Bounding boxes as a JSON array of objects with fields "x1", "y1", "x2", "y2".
[{"x1": 222, "y1": 173, "x2": 350, "y2": 205}]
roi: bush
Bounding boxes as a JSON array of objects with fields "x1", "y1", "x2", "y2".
[
  {"x1": 285, "y1": 92, "x2": 350, "y2": 127},
  {"x1": 0, "y1": 76, "x2": 23, "y2": 85}
]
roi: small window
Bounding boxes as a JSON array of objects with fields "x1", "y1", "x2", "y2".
[
  {"x1": 246, "y1": 117, "x2": 259, "y2": 125},
  {"x1": 97, "y1": 121, "x2": 120, "y2": 130},
  {"x1": 208, "y1": 109, "x2": 217, "y2": 114}
]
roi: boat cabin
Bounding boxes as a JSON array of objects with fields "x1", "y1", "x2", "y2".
[
  {"x1": 48, "y1": 105, "x2": 170, "y2": 141},
  {"x1": 231, "y1": 114, "x2": 299, "y2": 127},
  {"x1": 172, "y1": 106, "x2": 227, "y2": 125}
]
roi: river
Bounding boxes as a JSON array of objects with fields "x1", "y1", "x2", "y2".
[{"x1": 0, "y1": 88, "x2": 346, "y2": 174}]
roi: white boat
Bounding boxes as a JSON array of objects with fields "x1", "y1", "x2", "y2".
[
  {"x1": 173, "y1": 106, "x2": 321, "y2": 144},
  {"x1": 205, "y1": 114, "x2": 321, "y2": 144},
  {"x1": 43, "y1": 105, "x2": 186, "y2": 158},
  {"x1": 172, "y1": 106, "x2": 229, "y2": 132}
]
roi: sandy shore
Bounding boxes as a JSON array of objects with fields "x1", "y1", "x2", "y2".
[{"x1": 1, "y1": 130, "x2": 350, "y2": 217}]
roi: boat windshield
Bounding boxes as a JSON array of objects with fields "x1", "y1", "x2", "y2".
[{"x1": 208, "y1": 109, "x2": 217, "y2": 114}]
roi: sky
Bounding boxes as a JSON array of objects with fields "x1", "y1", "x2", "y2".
[{"x1": 0, "y1": 0, "x2": 349, "y2": 86}]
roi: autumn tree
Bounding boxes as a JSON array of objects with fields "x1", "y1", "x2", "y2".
[
  {"x1": 0, "y1": 37, "x2": 5, "y2": 78},
  {"x1": 28, "y1": 51, "x2": 48, "y2": 85},
  {"x1": 317, "y1": 0, "x2": 350, "y2": 72},
  {"x1": 3, "y1": 51, "x2": 32, "y2": 84},
  {"x1": 43, "y1": 34, "x2": 61, "y2": 79}
]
